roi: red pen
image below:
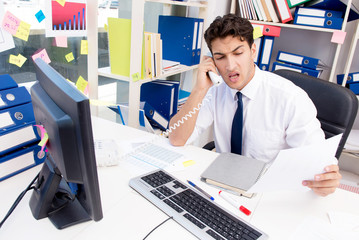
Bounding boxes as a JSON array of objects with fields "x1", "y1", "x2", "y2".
[{"x1": 218, "y1": 191, "x2": 251, "y2": 216}]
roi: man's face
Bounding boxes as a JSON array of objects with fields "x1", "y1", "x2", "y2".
[{"x1": 211, "y1": 35, "x2": 256, "y2": 91}]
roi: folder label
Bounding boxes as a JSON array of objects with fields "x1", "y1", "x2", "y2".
[
  {"x1": 153, "y1": 111, "x2": 168, "y2": 129},
  {"x1": 261, "y1": 38, "x2": 273, "y2": 64},
  {"x1": 278, "y1": 52, "x2": 303, "y2": 65},
  {"x1": 0, "y1": 151, "x2": 34, "y2": 179},
  {"x1": 277, "y1": 1, "x2": 291, "y2": 20},
  {"x1": 0, "y1": 98, "x2": 5, "y2": 107},
  {"x1": 0, "y1": 125, "x2": 37, "y2": 153},
  {"x1": 297, "y1": 15, "x2": 325, "y2": 26},
  {"x1": 354, "y1": 74, "x2": 359, "y2": 82},
  {"x1": 192, "y1": 21, "x2": 198, "y2": 51},
  {"x1": 298, "y1": 8, "x2": 326, "y2": 17},
  {"x1": 0, "y1": 112, "x2": 15, "y2": 129}
]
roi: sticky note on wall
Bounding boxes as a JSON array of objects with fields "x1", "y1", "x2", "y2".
[
  {"x1": 2, "y1": 11, "x2": 21, "y2": 35},
  {"x1": 32, "y1": 49, "x2": 51, "y2": 64}
]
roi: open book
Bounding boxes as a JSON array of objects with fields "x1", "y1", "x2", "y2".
[{"x1": 200, "y1": 153, "x2": 268, "y2": 198}]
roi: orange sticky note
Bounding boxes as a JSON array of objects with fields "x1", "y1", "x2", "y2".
[
  {"x1": 331, "y1": 30, "x2": 346, "y2": 44},
  {"x1": 56, "y1": 0, "x2": 66, "y2": 7},
  {"x1": 32, "y1": 49, "x2": 51, "y2": 64},
  {"x1": 65, "y1": 52, "x2": 74, "y2": 62},
  {"x1": 76, "y1": 76, "x2": 88, "y2": 93},
  {"x1": 80, "y1": 40, "x2": 88, "y2": 55},
  {"x1": 2, "y1": 11, "x2": 21, "y2": 35},
  {"x1": 253, "y1": 26, "x2": 262, "y2": 39}
]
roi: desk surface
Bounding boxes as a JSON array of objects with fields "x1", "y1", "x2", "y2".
[{"x1": 1, "y1": 116, "x2": 359, "y2": 240}]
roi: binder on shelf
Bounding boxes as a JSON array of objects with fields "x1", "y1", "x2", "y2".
[
  {"x1": 287, "y1": 0, "x2": 312, "y2": 8},
  {"x1": 252, "y1": 0, "x2": 264, "y2": 21},
  {"x1": 254, "y1": 37, "x2": 263, "y2": 65},
  {"x1": 293, "y1": 14, "x2": 343, "y2": 29},
  {"x1": 158, "y1": 15, "x2": 203, "y2": 66},
  {"x1": 273, "y1": 0, "x2": 293, "y2": 23},
  {"x1": 337, "y1": 71, "x2": 359, "y2": 84},
  {"x1": 0, "y1": 74, "x2": 18, "y2": 91},
  {"x1": 264, "y1": 0, "x2": 280, "y2": 23},
  {"x1": 341, "y1": 82, "x2": 359, "y2": 94},
  {"x1": 251, "y1": 23, "x2": 281, "y2": 37},
  {"x1": 0, "y1": 102, "x2": 36, "y2": 132},
  {"x1": 276, "y1": 51, "x2": 322, "y2": 70},
  {"x1": 258, "y1": 36, "x2": 275, "y2": 71},
  {"x1": 0, "y1": 123, "x2": 41, "y2": 156},
  {"x1": 156, "y1": 80, "x2": 180, "y2": 117},
  {"x1": 143, "y1": 102, "x2": 169, "y2": 131},
  {"x1": 272, "y1": 61, "x2": 321, "y2": 77},
  {"x1": 195, "y1": 19, "x2": 204, "y2": 65},
  {"x1": 260, "y1": 0, "x2": 272, "y2": 21},
  {"x1": 295, "y1": 7, "x2": 343, "y2": 19},
  {"x1": 144, "y1": 32, "x2": 153, "y2": 78},
  {"x1": 0, "y1": 144, "x2": 46, "y2": 182},
  {"x1": 0, "y1": 86, "x2": 32, "y2": 111}
]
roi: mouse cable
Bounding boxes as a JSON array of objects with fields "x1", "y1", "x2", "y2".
[
  {"x1": 142, "y1": 216, "x2": 173, "y2": 240},
  {"x1": 0, "y1": 173, "x2": 39, "y2": 229}
]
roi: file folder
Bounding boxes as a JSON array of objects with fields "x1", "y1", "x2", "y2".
[
  {"x1": 254, "y1": 37, "x2": 263, "y2": 65},
  {"x1": 293, "y1": 14, "x2": 343, "y2": 29},
  {"x1": 295, "y1": 7, "x2": 343, "y2": 19},
  {"x1": 143, "y1": 102, "x2": 169, "y2": 130},
  {"x1": 258, "y1": 36, "x2": 274, "y2": 71},
  {"x1": 272, "y1": 61, "x2": 321, "y2": 77},
  {"x1": 0, "y1": 123, "x2": 41, "y2": 156},
  {"x1": 287, "y1": 0, "x2": 312, "y2": 8},
  {"x1": 0, "y1": 86, "x2": 32, "y2": 111},
  {"x1": 158, "y1": 15, "x2": 203, "y2": 66},
  {"x1": 0, "y1": 102, "x2": 36, "y2": 131},
  {"x1": 0, "y1": 74, "x2": 18, "y2": 91},
  {"x1": 273, "y1": 0, "x2": 293, "y2": 23},
  {"x1": 195, "y1": 19, "x2": 204, "y2": 65},
  {"x1": 264, "y1": 0, "x2": 279, "y2": 23},
  {"x1": 276, "y1": 51, "x2": 321, "y2": 70},
  {"x1": 337, "y1": 72, "x2": 359, "y2": 84},
  {"x1": 156, "y1": 80, "x2": 180, "y2": 117},
  {"x1": 251, "y1": 23, "x2": 281, "y2": 37},
  {"x1": 0, "y1": 143, "x2": 46, "y2": 182}
]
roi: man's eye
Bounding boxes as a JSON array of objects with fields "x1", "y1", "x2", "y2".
[
  {"x1": 235, "y1": 52, "x2": 243, "y2": 55},
  {"x1": 215, "y1": 56, "x2": 224, "y2": 60}
]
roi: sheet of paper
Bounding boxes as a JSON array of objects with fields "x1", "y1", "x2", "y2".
[
  {"x1": 0, "y1": 3, "x2": 15, "y2": 52},
  {"x1": 247, "y1": 134, "x2": 342, "y2": 193}
]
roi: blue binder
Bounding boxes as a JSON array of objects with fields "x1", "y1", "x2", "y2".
[
  {"x1": 143, "y1": 102, "x2": 169, "y2": 130},
  {"x1": 0, "y1": 74, "x2": 18, "y2": 91},
  {"x1": 337, "y1": 71, "x2": 359, "y2": 84},
  {"x1": 0, "y1": 122, "x2": 41, "y2": 156},
  {"x1": 293, "y1": 14, "x2": 343, "y2": 29},
  {"x1": 0, "y1": 143, "x2": 46, "y2": 181},
  {"x1": 254, "y1": 37, "x2": 263, "y2": 65},
  {"x1": 0, "y1": 102, "x2": 36, "y2": 132},
  {"x1": 156, "y1": 80, "x2": 179, "y2": 117},
  {"x1": 272, "y1": 62, "x2": 321, "y2": 77},
  {"x1": 158, "y1": 15, "x2": 204, "y2": 66},
  {"x1": 195, "y1": 19, "x2": 204, "y2": 65},
  {"x1": 276, "y1": 51, "x2": 321, "y2": 70},
  {"x1": 258, "y1": 36, "x2": 275, "y2": 71},
  {"x1": 0, "y1": 86, "x2": 32, "y2": 111},
  {"x1": 295, "y1": 7, "x2": 343, "y2": 19}
]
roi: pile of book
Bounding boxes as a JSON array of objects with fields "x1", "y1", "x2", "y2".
[
  {"x1": 337, "y1": 72, "x2": 359, "y2": 94},
  {"x1": 144, "y1": 32, "x2": 163, "y2": 79},
  {"x1": 0, "y1": 74, "x2": 46, "y2": 181},
  {"x1": 271, "y1": 50, "x2": 327, "y2": 77}
]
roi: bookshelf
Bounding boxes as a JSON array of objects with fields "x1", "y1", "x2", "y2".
[
  {"x1": 92, "y1": 0, "x2": 208, "y2": 128},
  {"x1": 230, "y1": 0, "x2": 355, "y2": 83}
]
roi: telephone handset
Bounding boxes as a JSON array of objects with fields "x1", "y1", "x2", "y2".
[{"x1": 208, "y1": 71, "x2": 223, "y2": 85}]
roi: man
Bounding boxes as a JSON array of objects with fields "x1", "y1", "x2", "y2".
[{"x1": 168, "y1": 14, "x2": 341, "y2": 197}]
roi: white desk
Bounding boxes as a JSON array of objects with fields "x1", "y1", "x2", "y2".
[{"x1": 1, "y1": 116, "x2": 359, "y2": 240}]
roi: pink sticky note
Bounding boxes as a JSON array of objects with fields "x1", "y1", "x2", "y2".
[
  {"x1": 32, "y1": 49, "x2": 51, "y2": 64},
  {"x1": 2, "y1": 11, "x2": 21, "y2": 35},
  {"x1": 54, "y1": 36, "x2": 68, "y2": 48},
  {"x1": 331, "y1": 30, "x2": 347, "y2": 44}
]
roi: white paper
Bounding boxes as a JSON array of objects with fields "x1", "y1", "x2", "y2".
[{"x1": 247, "y1": 134, "x2": 342, "y2": 193}]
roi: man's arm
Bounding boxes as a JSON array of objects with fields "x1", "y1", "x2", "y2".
[{"x1": 168, "y1": 56, "x2": 217, "y2": 146}]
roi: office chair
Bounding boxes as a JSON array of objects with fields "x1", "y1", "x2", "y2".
[{"x1": 203, "y1": 69, "x2": 358, "y2": 159}]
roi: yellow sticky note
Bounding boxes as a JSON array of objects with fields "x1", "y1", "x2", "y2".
[
  {"x1": 76, "y1": 76, "x2": 88, "y2": 93},
  {"x1": 182, "y1": 160, "x2": 196, "y2": 167},
  {"x1": 56, "y1": 0, "x2": 66, "y2": 7},
  {"x1": 14, "y1": 21, "x2": 31, "y2": 41},
  {"x1": 132, "y1": 72, "x2": 140, "y2": 82},
  {"x1": 104, "y1": 24, "x2": 108, "y2": 32},
  {"x1": 81, "y1": 40, "x2": 88, "y2": 55},
  {"x1": 38, "y1": 132, "x2": 49, "y2": 146},
  {"x1": 253, "y1": 27, "x2": 262, "y2": 40},
  {"x1": 9, "y1": 54, "x2": 27, "y2": 67},
  {"x1": 65, "y1": 52, "x2": 74, "y2": 62}
]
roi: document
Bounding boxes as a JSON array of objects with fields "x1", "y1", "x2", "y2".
[{"x1": 247, "y1": 134, "x2": 342, "y2": 193}]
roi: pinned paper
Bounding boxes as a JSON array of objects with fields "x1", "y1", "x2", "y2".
[
  {"x1": 32, "y1": 49, "x2": 51, "y2": 64},
  {"x1": 35, "y1": 10, "x2": 45, "y2": 23},
  {"x1": 76, "y1": 75, "x2": 88, "y2": 93},
  {"x1": 53, "y1": 36, "x2": 68, "y2": 48},
  {"x1": 132, "y1": 72, "x2": 140, "y2": 82},
  {"x1": 331, "y1": 30, "x2": 347, "y2": 44},
  {"x1": 65, "y1": 52, "x2": 74, "y2": 62},
  {"x1": 80, "y1": 40, "x2": 88, "y2": 55},
  {"x1": 253, "y1": 26, "x2": 263, "y2": 39},
  {"x1": 9, "y1": 54, "x2": 27, "y2": 67},
  {"x1": 183, "y1": 160, "x2": 196, "y2": 167},
  {"x1": 2, "y1": 11, "x2": 21, "y2": 35},
  {"x1": 56, "y1": 0, "x2": 66, "y2": 7},
  {"x1": 14, "y1": 21, "x2": 31, "y2": 41}
]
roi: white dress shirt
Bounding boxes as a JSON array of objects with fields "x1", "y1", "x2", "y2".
[{"x1": 187, "y1": 66, "x2": 325, "y2": 162}]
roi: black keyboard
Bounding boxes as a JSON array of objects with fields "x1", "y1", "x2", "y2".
[{"x1": 129, "y1": 170, "x2": 268, "y2": 240}]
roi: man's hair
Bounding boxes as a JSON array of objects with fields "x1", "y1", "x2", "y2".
[{"x1": 204, "y1": 14, "x2": 254, "y2": 52}]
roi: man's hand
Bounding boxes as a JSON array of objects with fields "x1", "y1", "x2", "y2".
[
  {"x1": 196, "y1": 56, "x2": 218, "y2": 90},
  {"x1": 302, "y1": 164, "x2": 342, "y2": 197}
]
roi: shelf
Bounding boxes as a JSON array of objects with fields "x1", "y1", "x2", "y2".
[
  {"x1": 249, "y1": 20, "x2": 340, "y2": 33},
  {"x1": 146, "y1": 0, "x2": 208, "y2": 8},
  {"x1": 98, "y1": 64, "x2": 198, "y2": 84}
]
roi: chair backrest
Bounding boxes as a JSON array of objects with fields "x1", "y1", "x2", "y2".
[{"x1": 274, "y1": 69, "x2": 358, "y2": 159}]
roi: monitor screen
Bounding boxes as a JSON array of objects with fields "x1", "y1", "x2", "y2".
[{"x1": 29, "y1": 58, "x2": 102, "y2": 229}]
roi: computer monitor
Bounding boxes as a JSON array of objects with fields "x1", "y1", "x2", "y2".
[{"x1": 29, "y1": 58, "x2": 103, "y2": 229}]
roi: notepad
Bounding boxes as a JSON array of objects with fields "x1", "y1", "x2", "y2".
[{"x1": 200, "y1": 153, "x2": 268, "y2": 198}]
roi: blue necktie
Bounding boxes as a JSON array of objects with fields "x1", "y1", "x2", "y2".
[{"x1": 231, "y1": 92, "x2": 243, "y2": 155}]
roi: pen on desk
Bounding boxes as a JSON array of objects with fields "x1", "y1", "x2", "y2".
[
  {"x1": 187, "y1": 180, "x2": 215, "y2": 201},
  {"x1": 218, "y1": 191, "x2": 251, "y2": 216}
]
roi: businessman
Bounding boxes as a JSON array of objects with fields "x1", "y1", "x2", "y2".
[{"x1": 168, "y1": 14, "x2": 341, "y2": 197}]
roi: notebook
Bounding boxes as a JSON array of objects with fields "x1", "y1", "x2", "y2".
[{"x1": 200, "y1": 153, "x2": 268, "y2": 198}]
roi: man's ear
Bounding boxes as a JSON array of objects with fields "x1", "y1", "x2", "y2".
[{"x1": 250, "y1": 42, "x2": 257, "y2": 61}]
